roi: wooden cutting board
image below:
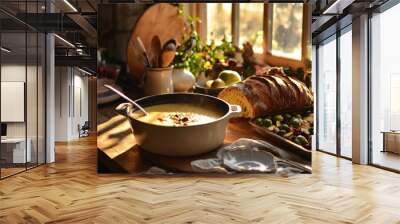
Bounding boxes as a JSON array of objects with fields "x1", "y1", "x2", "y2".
[{"x1": 126, "y1": 3, "x2": 188, "y2": 83}]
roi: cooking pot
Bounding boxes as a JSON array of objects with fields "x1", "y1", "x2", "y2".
[{"x1": 116, "y1": 93, "x2": 241, "y2": 157}]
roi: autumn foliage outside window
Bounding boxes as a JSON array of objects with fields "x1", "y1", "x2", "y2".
[
  {"x1": 205, "y1": 3, "x2": 305, "y2": 64},
  {"x1": 269, "y1": 3, "x2": 303, "y2": 60}
]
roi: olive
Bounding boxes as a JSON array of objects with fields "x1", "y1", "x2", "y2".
[
  {"x1": 273, "y1": 114, "x2": 284, "y2": 122},
  {"x1": 278, "y1": 130, "x2": 287, "y2": 136},
  {"x1": 264, "y1": 119, "x2": 273, "y2": 127},
  {"x1": 309, "y1": 127, "x2": 314, "y2": 135},
  {"x1": 295, "y1": 135, "x2": 309, "y2": 145},
  {"x1": 294, "y1": 114, "x2": 302, "y2": 119},
  {"x1": 290, "y1": 118, "x2": 301, "y2": 128},
  {"x1": 284, "y1": 113, "x2": 292, "y2": 121},
  {"x1": 281, "y1": 124, "x2": 290, "y2": 132},
  {"x1": 273, "y1": 127, "x2": 280, "y2": 133},
  {"x1": 254, "y1": 118, "x2": 264, "y2": 126}
]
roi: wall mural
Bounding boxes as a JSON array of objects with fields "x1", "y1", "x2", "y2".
[{"x1": 97, "y1": 3, "x2": 313, "y2": 175}]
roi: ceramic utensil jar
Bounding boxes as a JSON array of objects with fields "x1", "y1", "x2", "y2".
[{"x1": 144, "y1": 67, "x2": 174, "y2": 96}]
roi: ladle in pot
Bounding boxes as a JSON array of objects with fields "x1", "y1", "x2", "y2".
[{"x1": 104, "y1": 84, "x2": 148, "y2": 116}]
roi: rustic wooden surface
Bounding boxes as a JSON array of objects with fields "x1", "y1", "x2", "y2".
[
  {"x1": 126, "y1": 3, "x2": 187, "y2": 82},
  {"x1": 97, "y1": 115, "x2": 310, "y2": 173},
  {"x1": 1, "y1": 136, "x2": 400, "y2": 223},
  {"x1": 97, "y1": 115, "x2": 147, "y2": 173}
]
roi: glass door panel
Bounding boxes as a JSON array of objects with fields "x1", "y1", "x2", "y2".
[
  {"x1": 1, "y1": 31, "x2": 28, "y2": 177},
  {"x1": 27, "y1": 30, "x2": 38, "y2": 169},
  {"x1": 0, "y1": 1, "x2": 46, "y2": 179},
  {"x1": 317, "y1": 36, "x2": 337, "y2": 154},
  {"x1": 339, "y1": 28, "x2": 352, "y2": 158},
  {"x1": 371, "y1": 4, "x2": 400, "y2": 171}
]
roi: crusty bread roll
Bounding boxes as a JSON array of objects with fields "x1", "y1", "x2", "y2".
[{"x1": 218, "y1": 69, "x2": 313, "y2": 118}]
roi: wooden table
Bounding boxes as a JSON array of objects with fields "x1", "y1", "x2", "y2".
[
  {"x1": 382, "y1": 131, "x2": 400, "y2": 154},
  {"x1": 97, "y1": 115, "x2": 311, "y2": 173}
]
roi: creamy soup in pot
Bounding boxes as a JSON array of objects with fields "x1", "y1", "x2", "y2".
[{"x1": 133, "y1": 103, "x2": 222, "y2": 127}]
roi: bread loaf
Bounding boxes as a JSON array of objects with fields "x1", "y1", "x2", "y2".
[{"x1": 218, "y1": 69, "x2": 313, "y2": 118}]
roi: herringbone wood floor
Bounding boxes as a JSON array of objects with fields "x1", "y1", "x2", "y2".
[{"x1": 1, "y1": 136, "x2": 400, "y2": 224}]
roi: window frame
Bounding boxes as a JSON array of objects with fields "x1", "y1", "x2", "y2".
[
  {"x1": 0, "y1": 1, "x2": 47, "y2": 180},
  {"x1": 368, "y1": 1, "x2": 400, "y2": 173},
  {"x1": 195, "y1": 3, "x2": 310, "y2": 69},
  {"x1": 315, "y1": 34, "x2": 338, "y2": 156},
  {"x1": 263, "y1": 4, "x2": 310, "y2": 69},
  {"x1": 314, "y1": 24, "x2": 353, "y2": 161}
]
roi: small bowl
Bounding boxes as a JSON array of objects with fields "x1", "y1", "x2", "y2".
[{"x1": 194, "y1": 82, "x2": 226, "y2": 97}]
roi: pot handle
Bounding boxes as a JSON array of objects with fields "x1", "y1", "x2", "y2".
[{"x1": 228, "y1": 104, "x2": 242, "y2": 118}]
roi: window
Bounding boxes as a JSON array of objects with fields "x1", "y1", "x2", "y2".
[
  {"x1": 239, "y1": 4, "x2": 264, "y2": 53},
  {"x1": 339, "y1": 28, "x2": 352, "y2": 158},
  {"x1": 268, "y1": 3, "x2": 303, "y2": 60},
  {"x1": 317, "y1": 36, "x2": 337, "y2": 154},
  {"x1": 0, "y1": 1, "x2": 46, "y2": 179},
  {"x1": 204, "y1": 3, "x2": 307, "y2": 64},
  {"x1": 206, "y1": 3, "x2": 232, "y2": 44},
  {"x1": 370, "y1": 3, "x2": 400, "y2": 171}
]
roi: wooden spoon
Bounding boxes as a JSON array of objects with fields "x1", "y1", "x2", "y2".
[
  {"x1": 150, "y1": 36, "x2": 162, "y2": 68},
  {"x1": 136, "y1": 37, "x2": 151, "y2": 68},
  {"x1": 160, "y1": 39, "x2": 176, "y2": 68}
]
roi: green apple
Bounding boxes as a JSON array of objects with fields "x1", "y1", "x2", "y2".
[{"x1": 218, "y1": 70, "x2": 241, "y2": 86}]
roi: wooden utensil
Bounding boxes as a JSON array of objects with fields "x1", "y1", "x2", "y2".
[
  {"x1": 150, "y1": 36, "x2": 162, "y2": 68},
  {"x1": 126, "y1": 3, "x2": 187, "y2": 81},
  {"x1": 160, "y1": 39, "x2": 176, "y2": 68},
  {"x1": 136, "y1": 37, "x2": 151, "y2": 68}
]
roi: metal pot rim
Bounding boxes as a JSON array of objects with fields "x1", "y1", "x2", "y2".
[{"x1": 129, "y1": 92, "x2": 240, "y2": 128}]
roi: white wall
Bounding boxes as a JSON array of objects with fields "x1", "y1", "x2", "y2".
[
  {"x1": 1, "y1": 65, "x2": 26, "y2": 141},
  {"x1": 1, "y1": 64, "x2": 46, "y2": 164},
  {"x1": 55, "y1": 67, "x2": 69, "y2": 141},
  {"x1": 1, "y1": 65, "x2": 41, "y2": 138},
  {"x1": 54, "y1": 67, "x2": 89, "y2": 141},
  {"x1": 72, "y1": 72, "x2": 89, "y2": 138}
]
